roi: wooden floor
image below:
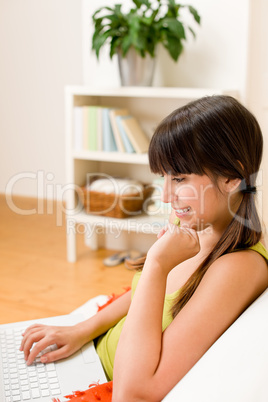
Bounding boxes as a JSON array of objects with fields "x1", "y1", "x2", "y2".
[{"x1": 0, "y1": 194, "x2": 135, "y2": 324}]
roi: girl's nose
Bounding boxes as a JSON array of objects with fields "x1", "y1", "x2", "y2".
[
  {"x1": 161, "y1": 178, "x2": 177, "y2": 204},
  {"x1": 161, "y1": 190, "x2": 169, "y2": 203}
]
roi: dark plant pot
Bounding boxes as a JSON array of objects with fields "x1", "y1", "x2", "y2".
[{"x1": 117, "y1": 47, "x2": 156, "y2": 86}]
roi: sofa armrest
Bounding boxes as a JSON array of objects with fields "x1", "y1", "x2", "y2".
[{"x1": 163, "y1": 289, "x2": 268, "y2": 402}]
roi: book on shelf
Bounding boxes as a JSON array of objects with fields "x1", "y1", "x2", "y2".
[
  {"x1": 120, "y1": 116, "x2": 150, "y2": 153},
  {"x1": 73, "y1": 106, "x2": 149, "y2": 154},
  {"x1": 116, "y1": 115, "x2": 135, "y2": 153},
  {"x1": 97, "y1": 107, "x2": 103, "y2": 151},
  {"x1": 109, "y1": 108, "x2": 129, "y2": 152},
  {"x1": 102, "y1": 107, "x2": 118, "y2": 152},
  {"x1": 81, "y1": 106, "x2": 98, "y2": 151},
  {"x1": 88, "y1": 106, "x2": 98, "y2": 151},
  {"x1": 74, "y1": 106, "x2": 109, "y2": 152}
]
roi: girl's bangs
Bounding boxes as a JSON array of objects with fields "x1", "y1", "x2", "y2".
[{"x1": 148, "y1": 110, "x2": 205, "y2": 176}]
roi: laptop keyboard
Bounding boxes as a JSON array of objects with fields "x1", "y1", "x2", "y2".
[{"x1": 0, "y1": 327, "x2": 61, "y2": 401}]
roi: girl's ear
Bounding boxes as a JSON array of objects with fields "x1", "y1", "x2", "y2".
[{"x1": 223, "y1": 177, "x2": 242, "y2": 193}]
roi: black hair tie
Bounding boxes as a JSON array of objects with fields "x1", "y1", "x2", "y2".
[{"x1": 241, "y1": 185, "x2": 257, "y2": 194}]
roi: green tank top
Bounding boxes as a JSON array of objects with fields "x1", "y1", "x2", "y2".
[{"x1": 96, "y1": 242, "x2": 268, "y2": 380}]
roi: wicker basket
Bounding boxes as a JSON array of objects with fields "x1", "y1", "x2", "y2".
[{"x1": 80, "y1": 182, "x2": 153, "y2": 219}]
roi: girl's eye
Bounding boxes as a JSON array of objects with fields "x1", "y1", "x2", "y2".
[{"x1": 172, "y1": 177, "x2": 185, "y2": 184}]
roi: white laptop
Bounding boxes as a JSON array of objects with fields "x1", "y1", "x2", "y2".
[{"x1": 0, "y1": 314, "x2": 107, "y2": 402}]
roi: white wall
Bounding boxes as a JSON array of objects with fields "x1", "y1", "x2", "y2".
[
  {"x1": 246, "y1": 0, "x2": 268, "y2": 236},
  {"x1": 0, "y1": 0, "x2": 83, "y2": 197},
  {"x1": 83, "y1": 0, "x2": 250, "y2": 99},
  {"x1": 1, "y1": 0, "x2": 265, "y2": 210}
]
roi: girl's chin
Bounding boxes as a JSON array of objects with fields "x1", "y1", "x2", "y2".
[{"x1": 179, "y1": 217, "x2": 211, "y2": 233}]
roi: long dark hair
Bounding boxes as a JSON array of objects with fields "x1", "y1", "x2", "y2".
[{"x1": 148, "y1": 95, "x2": 263, "y2": 317}]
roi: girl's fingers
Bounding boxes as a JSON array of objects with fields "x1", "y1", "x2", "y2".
[
  {"x1": 22, "y1": 323, "x2": 43, "y2": 336},
  {"x1": 22, "y1": 330, "x2": 46, "y2": 361},
  {"x1": 20, "y1": 325, "x2": 76, "y2": 365},
  {"x1": 158, "y1": 213, "x2": 181, "y2": 239},
  {"x1": 157, "y1": 227, "x2": 167, "y2": 239},
  {"x1": 148, "y1": 221, "x2": 200, "y2": 272},
  {"x1": 20, "y1": 325, "x2": 44, "y2": 351},
  {"x1": 40, "y1": 345, "x2": 70, "y2": 364},
  {"x1": 26, "y1": 338, "x2": 54, "y2": 365}
]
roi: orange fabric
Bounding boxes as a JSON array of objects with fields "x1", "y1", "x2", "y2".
[
  {"x1": 97, "y1": 287, "x2": 131, "y2": 312},
  {"x1": 52, "y1": 381, "x2": 113, "y2": 401}
]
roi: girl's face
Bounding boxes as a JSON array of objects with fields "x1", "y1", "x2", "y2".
[{"x1": 161, "y1": 173, "x2": 237, "y2": 234}]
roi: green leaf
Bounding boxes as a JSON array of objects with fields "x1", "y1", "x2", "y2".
[
  {"x1": 128, "y1": 14, "x2": 140, "y2": 44},
  {"x1": 92, "y1": 18, "x2": 103, "y2": 32},
  {"x1": 166, "y1": 0, "x2": 177, "y2": 11},
  {"x1": 92, "y1": 30, "x2": 111, "y2": 59},
  {"x1": 132, "y1": 0, "x2": 151, "y2": 8},
  {"x1": 167, "y1": 0, "x2": 176, "y2": 5},
  {"x1": 114, "y1": 4, "x2": 122, "y2": 15},
  {"x1": 145, "y1": 35, "x2": 157, "y2": 57},
  {"x1": 92, "y1": 6, "x2": 114, "y2": 21},
  {"x1": 97, "y1": 14, "x2": 120, "y2": 24},
  {"x1": 163, "y1": 34, "x2": 183, "y2": 61},
  {"x1": 160, "y1": 18, "x2": 185, "y2": 39},
  {"x1": 166, "y1": 0, "x2": 179, "y2": 18},
  {"x1": 188, "y1": 26, "x2": 196, "y2": 39},
  {"x1": 136, "y1": 33, "x2": 147, "y2": 51},
  {"x1": 110, "y1": 36, "x2": 122, "y2": 58},
  {"x1": 91, "y1": 1, "x2": 201, "y2": 61},
  {"x1": 141, "y1": 15, "x2": 154, "y2": 26},
  {"x1": 188, "y1": 6, "x2": 201, "y2": 25},
  {"x1": 121, "y1": 35, "x2": 132, "y2": 56}
]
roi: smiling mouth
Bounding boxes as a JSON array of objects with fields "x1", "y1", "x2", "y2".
[{"x1": 175, "y1": 206, "x2": 191, "y2": 215}]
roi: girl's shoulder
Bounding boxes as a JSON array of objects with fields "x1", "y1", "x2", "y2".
[
  {"x1": 225, "y1": 241, "x2": 268, "y2": 270},
  {"x1": 217, "y1": 241, "x2": 268, "y2": 269},
  {"x1": 206, "y1": 242, "x2": 268, "y2": 294},
  {"x1": 194, "y1": 243, "x2": 268, "y2": 318},
  {"x1": 248, "y1": 241, "x2": 268, "y2": 262}
]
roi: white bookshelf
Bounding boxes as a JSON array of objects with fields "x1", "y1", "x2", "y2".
[
  {"x1": 72, "y1": 150, "x2": 148, "y2": 165},
  {"x1": 65, "y1": 86, "x2": 238, "y2": 262}
]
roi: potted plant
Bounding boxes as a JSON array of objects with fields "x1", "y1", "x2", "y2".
[{"x1": 92, "y1": 0, "x2": 201, "y2": 86}]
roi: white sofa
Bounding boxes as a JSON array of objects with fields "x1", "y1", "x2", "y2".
[
  {"x1": 73, "y1": 289, "x2": 268, "y2": 401},
  {"x1": 163, "y1": 288, "x2": 268, "y2": 402}
]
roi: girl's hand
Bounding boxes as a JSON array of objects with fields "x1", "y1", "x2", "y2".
[
  {"x1": 20, "y1": 323, "x2": 86, "y2": 365},
  {"x1": 157, "y1": 226, "x2": 168, "y2": 239},
  {"x1": 148, "y1": 224, "x2": 200, "y2": 274},
  {"x1": 157, "y1": 211, "x2": 179, "y2": 239}
]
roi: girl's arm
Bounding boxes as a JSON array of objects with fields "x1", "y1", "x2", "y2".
[
  {"x1": 20, "y1": 290, "x2": 131, "y2": 365},
  {"x1": 113, "y1": 230, "x2": 267, "y2": 401},
  {"x1": 113, "y1": 225, "x2": 200, "y2": 400}
]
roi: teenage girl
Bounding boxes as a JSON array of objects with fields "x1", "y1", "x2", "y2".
[{"x1": 20, "y1": 95, "x2": 268, "y2": 401}]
